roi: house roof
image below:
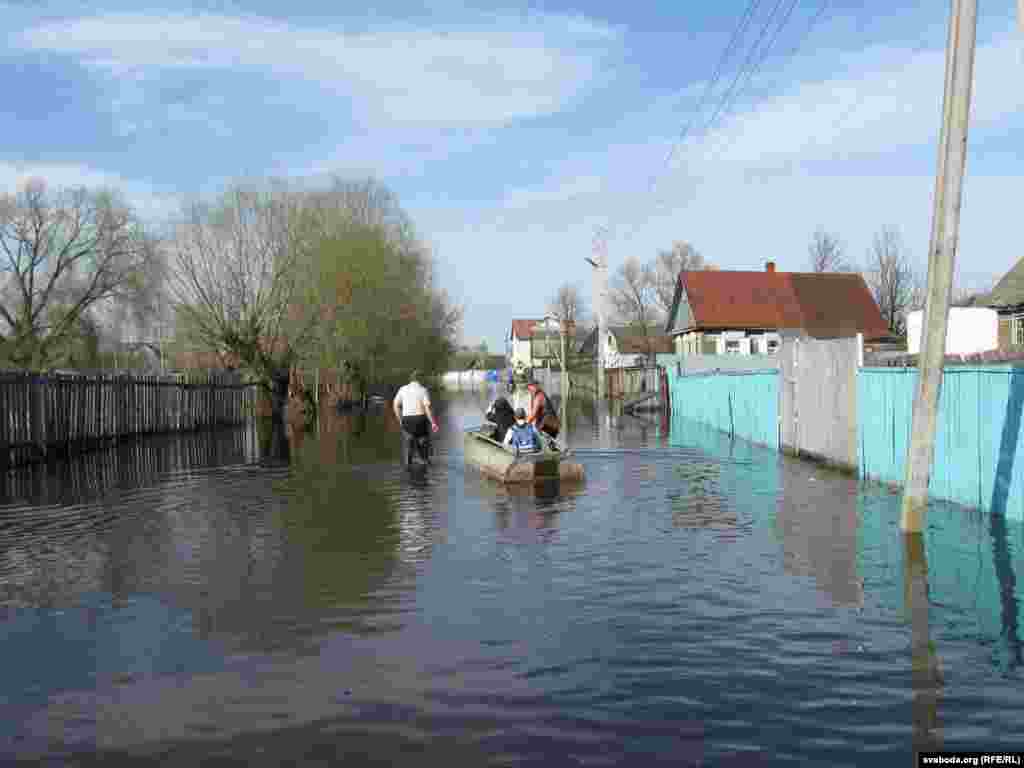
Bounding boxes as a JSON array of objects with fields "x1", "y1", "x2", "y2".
[
  {"x1": 579, "y1": 325, "x2": 674, "y2": 355},
  {"x1": 669, "y1": 270, "x2": 889, "y2": 340},
  {"x1": 510, "y1": 319, "x2": 542, "y2": 340},
  {"x1": 510, "y1": 319, "x2": 578, "y2": 340},
  {"x1": 981, "y1": 256, "x2": 1024, "y2": 308}
]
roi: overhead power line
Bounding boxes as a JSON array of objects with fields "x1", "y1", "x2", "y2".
[
  {"x1": 613, "y1": 0, "x2": 818, "y2": 252},
  {"x1": 593, "y1": 0, "x2": 764, "y2": 254}
]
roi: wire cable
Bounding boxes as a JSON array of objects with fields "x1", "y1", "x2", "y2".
[
  {"x1": 614, "y1": 0, "x2": 800, "y2": 251},
  {"x1": 593, "y1": 0, "x2": 765, "y2": 253}
]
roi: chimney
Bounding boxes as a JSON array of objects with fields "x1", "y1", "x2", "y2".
[{"x1": 765, "y1": 261, "x2": 776, "y2": 273}]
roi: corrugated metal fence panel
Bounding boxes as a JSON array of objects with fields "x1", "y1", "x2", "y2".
[
  {"x1": 858, "y1": 366, "x2": 1024, "y2": 520},
  {"x1": 667, "y1": 368, "x2": 779, "y2": 448}
]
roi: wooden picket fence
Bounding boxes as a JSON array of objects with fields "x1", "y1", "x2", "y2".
[{"x1": 0, "y1": 370, "x2": 257, "y2": 468}]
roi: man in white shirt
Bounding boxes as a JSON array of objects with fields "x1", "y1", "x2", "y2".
[{"x1": 393, "y1": 370, "x2": 438, "y2": 464}]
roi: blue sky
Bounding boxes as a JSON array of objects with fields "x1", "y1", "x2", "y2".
[{"x1": 2, "y1": 0, "x2": 1022, "y2": 352}]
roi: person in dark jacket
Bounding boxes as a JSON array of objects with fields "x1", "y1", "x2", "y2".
[{"x1": 486, "y1": 396, "x2": 517, "y2": 443}]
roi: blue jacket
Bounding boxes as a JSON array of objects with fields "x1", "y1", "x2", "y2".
[{"x1": 507, "y1": 422, "x2": 541, "y2": 452}]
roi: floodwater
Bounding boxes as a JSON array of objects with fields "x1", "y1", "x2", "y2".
[{"x1": 1, "y1": 387, "x2": 1022, "y2": 766}]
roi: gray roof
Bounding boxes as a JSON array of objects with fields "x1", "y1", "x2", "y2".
[{"x1": 983, "y1": 256, "x2": 1024, "y2": 308}]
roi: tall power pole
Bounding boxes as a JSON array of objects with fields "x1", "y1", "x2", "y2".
[
  {"x1": 901, "y1": 0, "x2": 978, "y2": 532},
  {"x1": 588, "y1": 226, "x2": 610, "y2": 399}
]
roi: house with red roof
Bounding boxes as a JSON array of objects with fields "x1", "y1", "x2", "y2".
[
  {"x1": 665, "y1": 261, "x2": 889, "y2": 357},
  {"x1": 507, "y1": 318, "x2": 577, "y2": 370}
]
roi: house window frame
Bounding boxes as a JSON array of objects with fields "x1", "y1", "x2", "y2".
[
  {"x1": 1014, "y1": 312, "x2": 1024, "y2": 347},
  {"x1": 724, "y1": 339, "x2": 741, "y2": 355}
]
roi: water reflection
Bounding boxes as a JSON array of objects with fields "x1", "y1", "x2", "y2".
[
  {"x1": 669, "y1": 461, "x2": 736, "y2": 530},
  {"x1": 904, "y1": 532, "x2": 943, "y2": 757},
  {"x1": 5, "y1": 392, "x2": 1024, "y2": 763},
  {"x1": 776, "y1": 459, "x2": 863, "y2": 608},
  {"x1": 990, "y1": 512, "x2": 1024, "y2": 670},
  {"x1": 273, "y1": 430, "x2": 401, "y2": 626}
]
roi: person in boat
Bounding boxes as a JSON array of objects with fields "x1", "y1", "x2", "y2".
[
  {"x1": 526, "y1": 379, "x2": 559, "y2": 441},
  {"x1": 485, "y1": 396, "x2": 516, "y2": 442},
  {"x1": 393, "y1": 370, "x2": 438, "y2": 464},
  {"x1": 504, "y1": 407, "x2": 542, "y2": 453}
]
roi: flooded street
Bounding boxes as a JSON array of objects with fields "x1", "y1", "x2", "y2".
[{"x1": 1, "y1": 387, "x2": 1022, "y2": 766}]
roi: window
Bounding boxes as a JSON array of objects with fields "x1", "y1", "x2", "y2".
[
  {"x1": 767, "y1": 340, "x2": 779, "y2": 354},
  {"x1": 1013, "y1": 313, "x2": 1024, "y2": 347},
  {"x1": 725, "y1": 340, "x2": 741, "y2": 354},
  {"x1": 750, "y1": 338, "x2": 760, "y2": 355}
]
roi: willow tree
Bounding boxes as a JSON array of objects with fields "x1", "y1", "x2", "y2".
[
  {"x1": 296, "y1": 177, "x2": 460, "y2": 391},
  {"x1": 168, "y1": 181, "x2": 318, "y2": 415},
  {"x1": 0, "y1": 179, "x2": 158, "y2": 369}
]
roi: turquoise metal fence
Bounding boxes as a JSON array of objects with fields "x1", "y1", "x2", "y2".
[
  {"x1": 858, "y1": 366, "x2": 1024, "y2": 521},
  {"x1": 666, "y1": 368, "x2": 779, "y2": 448}
]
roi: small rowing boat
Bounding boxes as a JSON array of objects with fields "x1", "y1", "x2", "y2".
[{"x1": 463, "y1": 425, "x2": 584, "y2": 484}]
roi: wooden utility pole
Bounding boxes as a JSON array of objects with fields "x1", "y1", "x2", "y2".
[{"x1": 901, "y1": 0, "x2": 978, "y2": 532}]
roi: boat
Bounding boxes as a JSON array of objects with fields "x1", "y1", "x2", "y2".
[{"x1": 463, "y1": 425, "x2": 584, "y2": 484}]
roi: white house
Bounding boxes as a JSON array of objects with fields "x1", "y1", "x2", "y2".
[
  {"x1": 905, "y1": 307, "x2": 998, "y2": 356},
  {"x1": 578, "y1": 325, "x2": 674, "y2": 368},
  {"x1": 507, "y1": 318, "x2": 573, "y2": 370}
]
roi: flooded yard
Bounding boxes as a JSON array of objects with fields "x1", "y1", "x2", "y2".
[{"x1": 0, "y1": 387, "x2": 1021, "y2": 765}]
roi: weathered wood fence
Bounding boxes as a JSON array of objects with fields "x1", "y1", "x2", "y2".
[{"x1": 0, "y1": 370, "x2": 257, "y2": 468}]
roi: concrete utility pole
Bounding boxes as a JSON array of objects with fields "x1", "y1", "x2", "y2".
[
  {"x1": 587, "y1": 226, "x2": 610, "y2": 400},
  {"x1": 901, "y1": 0, "x2": 978, "y2": 532},
  {"x1": 560, "y1": 320, "x2": 568, "y2": 403}
]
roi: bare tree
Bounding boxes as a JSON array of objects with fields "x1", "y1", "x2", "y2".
[
  {"x1": 652, "y1": 240, "x2": 715, "y2": 316},
  {"x1": 543, "y1": 282, "x2": 587, "y2": 371},
  {"x1": 168, "y1": 181, "x2": 317, "y2": 415},
  {"x1": 609, "y1": 256, "x2": 662, "y2": 363},
  {"x1": 0, "y1": 179, "x2": 158, "y2": 369},
  {"x1": 863, "y1": 226, "x2": 922, "y2": 336},
  {"x1": 808, "y1": 228, "x2": 848, "y2": 272}
]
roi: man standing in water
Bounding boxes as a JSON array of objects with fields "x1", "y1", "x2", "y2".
[{"x1": 393, "y1": 370, "x2": 439, "y2": 464}]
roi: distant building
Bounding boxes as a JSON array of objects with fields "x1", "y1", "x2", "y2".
[
  {"x1": 664, "y1": 261, "x2": 889, "y2": 356},
  {"x1": 506, "y1": 318, "x2": 576, "y2": 370},
  {"x1": 905, "y1": 307, "x2": 998, "y2": 356},
  {"x1": 578, "y1": 325, "x2": 674, "y2": 368},
  {"x1": 979, "y1": 256, "x2": 1024, "y2": 350}
]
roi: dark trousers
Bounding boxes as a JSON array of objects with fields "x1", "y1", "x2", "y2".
[
  {"x1": 401, "y1": 415, "x2": 430, "y2": 438},
  {"x1": 401, "y1": 415, "x2": 431, "y2": 463}
]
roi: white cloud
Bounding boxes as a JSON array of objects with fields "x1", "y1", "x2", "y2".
[
  {"x1": 18, "y1": 11, "x2": 621, "y2": 126},
  {"x1": 413, "y1": 31, "x2": 1024, "y2": 351},
  {"x1": 672, "y1": 34, "x2": 1024, "y2": 177},
  {"x1": 499, "y1": 175, "x2": 606, "y2": 211}
]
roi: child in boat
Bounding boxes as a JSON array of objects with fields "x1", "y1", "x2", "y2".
[{"x1": 504, "y1": 408, "x2": 542, "y2": 453}]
